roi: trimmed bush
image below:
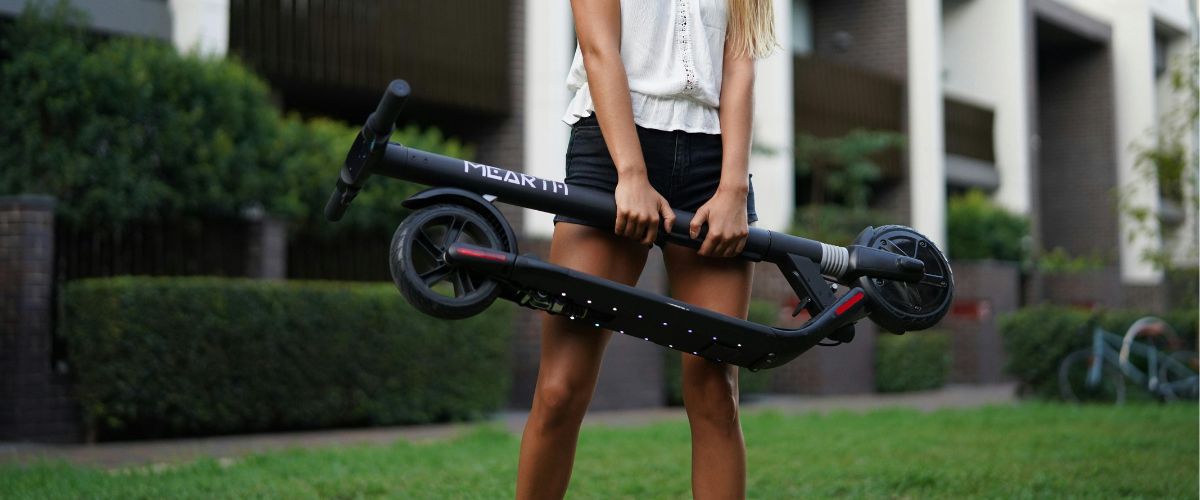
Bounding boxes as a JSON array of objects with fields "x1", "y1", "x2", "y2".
[
  {"x1": 875, "y1": 331, "x2": 950, "y2": 393},
  {"x1": 947, "y1": 190, "x2": 1030, "y2": 262},
  {"x1": 61, "y1": 277, "x2": 512, "y2": 440},
  {"x1": 664, "y1": 299, "x2": 778, "y2": 405},
  {"x1": 998, "y1": 305, "x2": 1198, "y2": 399}
]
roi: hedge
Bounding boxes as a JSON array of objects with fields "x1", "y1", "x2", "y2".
[
  {"x1": 874, "y1": 331, "x2": 951, "y2": 393},
  {"x1": 998, "y1": 305, "x2": 1199, "y2": 399},
  {"x1": 664, "y1": 299, "x2": 778, "y2": 405},
  {"x1": 61, "y1": 277, "x2": 512, "y2": 441}
]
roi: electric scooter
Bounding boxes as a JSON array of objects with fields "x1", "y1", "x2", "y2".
[{"x1": 325, "y1": 80, "x2": 954, "y2": 370}]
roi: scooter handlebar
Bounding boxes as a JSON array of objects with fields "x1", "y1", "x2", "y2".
[
  {"x1": 326, "y1": 80, "x2": 411, "y2": 222},
  {"x1": 366, "y1": 79, "x2": 411, "y2": 136},
  {"x1": 324, "y1": 178, "x2": 355, "y2": 222}
]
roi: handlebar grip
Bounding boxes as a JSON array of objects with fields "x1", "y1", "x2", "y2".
[
  {"x1": 668, "y1": 211, "x2": 708, "y2": 240},
  {"x1": 324, "y1": 179, "x2": 354, "y2": 222},
  {"x1": 366, "y1": 79, "x2": 411, "y2": 136}
]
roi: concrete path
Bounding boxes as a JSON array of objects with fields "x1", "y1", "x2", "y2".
[{"x1": 0, "y1": 383, "x2": 1016, "y2": 469}]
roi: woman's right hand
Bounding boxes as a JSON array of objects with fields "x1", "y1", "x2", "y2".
[{"x1": 614, "y1": 170, "x2": 675, "y2": 246}]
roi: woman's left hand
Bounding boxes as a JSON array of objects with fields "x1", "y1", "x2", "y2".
[{"x1": 689, "y1": 184, "x2": 749, "y2": 258}]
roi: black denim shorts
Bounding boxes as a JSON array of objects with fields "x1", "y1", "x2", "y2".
[{"x1": 552, "y1": 114, "x2": 758, "y2": 231}]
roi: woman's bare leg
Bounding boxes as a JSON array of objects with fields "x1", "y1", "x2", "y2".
[
  {"x1": 515, "y1": 222, "x2": 650, "y2": 500},
  {"x1": 663, "y1": 243, "x2": 754, "y2": 500}
]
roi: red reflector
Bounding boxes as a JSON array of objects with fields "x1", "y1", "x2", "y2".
[
  {"x1": 457, "y1": 247, "x2": 508, "y2": 262},
  {"x1": 835, "y1": 291, "x2": 864, "y2": 316}
]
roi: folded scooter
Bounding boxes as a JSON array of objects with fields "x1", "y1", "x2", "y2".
[{"x1": 325, "y1": 80, "x2": 954, "y2": 370}]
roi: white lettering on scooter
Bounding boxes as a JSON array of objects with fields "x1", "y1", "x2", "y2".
[
  {"x1": 541, "y1": 179, "x2": 569, "y2": 195},
  {"x1": 464, "y1": 161, "x2": 568, "y2": 196}
]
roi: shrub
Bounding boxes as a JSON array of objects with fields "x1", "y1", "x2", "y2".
[
  {"x1": 795, "y1": 130, "x2": 906, "y2": 210},
  {"x1": 664, "y1": 299, "x2": 778, "y2": 405},
  {"x1": 0, "y1": 4, "x2": 472, "y2": 234},
  {"x1": 947, "y1": 190, "x2": 1030, "y2": 262},
  {"x1": 998, "y1": 305, "x2": 1199, "y2": 399},
  {"x1": 0, "y1": 6, "x2": 279, "y2": 226},
  {"x1": 61, "y1": 277, "x2": 512, "y2": 440},
  {"x1": 874, "y1": 331, "x2": 950, "y2": 393},
  {"x1": 271, "y1": 116, "x2": 474, "y2": 235}
]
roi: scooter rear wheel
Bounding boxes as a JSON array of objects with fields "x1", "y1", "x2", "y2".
[
  {"x1": 855, "y1": 225, "x2": 954, "y2": 334},
  {"x1": 390, "y1": 204, "x2": 509, "y2": 319}
]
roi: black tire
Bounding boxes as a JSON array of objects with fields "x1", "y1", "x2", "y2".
[
  {"x1": 1059, "y1": 349, "x2": 1126, "y2": 404},
  {"x1": 855, "y1": 225, "x2": 955, "y2": 334},
  {"x1": 390, "y1": 204, "x2": 510, "y2": 319},
  {"x1": 1158, "y1": 350, "x2": 1199, "y2": 401}
]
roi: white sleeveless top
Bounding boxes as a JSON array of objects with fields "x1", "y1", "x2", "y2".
[{"x1": 562, "y1": 0, "x2": 728, "y2": 134}]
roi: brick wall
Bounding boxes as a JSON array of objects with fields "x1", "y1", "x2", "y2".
[
  {"x1": 810, "y1": 0, "x2": 908, "y2": 81},
  {"x1": 472, "y1": 0, "x2": 526, "y2": 239},
  {"x1": 1036, "y1": 42, "x2": 1117, "y2": 267},
  {"x1": 0, "y1": 196, "x2": 80, "y2": 443},
  {"x1": 942, "y1": 260, "x2": 1019, "y2": 384},
  {"x1": 808, "y1": 0, "x2": 912, "y2": 225},
  {"x1": 1030, "y1": 27, "x2": 1169, "y2": 310}
]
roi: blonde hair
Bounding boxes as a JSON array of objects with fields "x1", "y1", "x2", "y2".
[{"x1": 727, "y1": 0, "x2": 779, "y2": 60}]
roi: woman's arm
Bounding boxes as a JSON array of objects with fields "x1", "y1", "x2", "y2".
[
  {"x1": 689, "y1": 41, "x2": 755, "y2": 257},
  {"x1": 572, "y1": 0, "x2": 675, "y2": 245}
]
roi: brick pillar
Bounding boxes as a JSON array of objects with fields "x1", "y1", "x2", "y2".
[
  {"x1": 0, "y1": 195, "x2": 80, "y2": 443},
  {"x1": 943, "y1": 260, "x2": 1019, "y2": 385},
  {"x1": 245, "y1": 214, "x2": 287, "y2": 279}
]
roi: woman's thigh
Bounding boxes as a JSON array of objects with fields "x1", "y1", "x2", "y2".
[
  {"x1": 662, "y1": 243, "x2": 754, "y2": 394},
  {"x1": 536, "y1": 222, "x2": 651, "y2": 390}
]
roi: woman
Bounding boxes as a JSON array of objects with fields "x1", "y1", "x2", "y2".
[{"x1": 516, "y1": 1, "x2": 776, "y2": 498}]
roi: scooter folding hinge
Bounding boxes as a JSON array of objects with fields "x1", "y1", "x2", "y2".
[
  {"x1": 780, "y1": 253, "x2": 837, "y2": 317},
  {"x1": 791, "y1": 297, "x2": 811, "y2": 318}
]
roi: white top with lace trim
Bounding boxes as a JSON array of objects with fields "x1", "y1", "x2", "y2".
[{"x1": 563, "y1": 0, "x2": 728, "y2": 134}]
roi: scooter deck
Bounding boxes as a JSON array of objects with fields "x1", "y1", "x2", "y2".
[{"x1": 447, "y1": 244, "x2": 850, "y2": 370}]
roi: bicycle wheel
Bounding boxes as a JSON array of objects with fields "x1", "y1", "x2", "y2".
[
  {"x1": 1158, "y1": 351, "x2": 1199, "y2": 401},
  {"x1": 1059, "y1": 349, "x2": 1126, "y2": 404}
]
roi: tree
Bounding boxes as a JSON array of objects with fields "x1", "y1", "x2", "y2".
[
  {"x1": 1120, "y1": 48, "x2": 1199, "y2": 271},
  {"x1": 794, "y1": 129, "x2": 905, "y2": 210}
]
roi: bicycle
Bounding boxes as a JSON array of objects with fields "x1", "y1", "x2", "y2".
[{"x1": 1058, "y1": 316, "x2": 1199, "y2": 404}]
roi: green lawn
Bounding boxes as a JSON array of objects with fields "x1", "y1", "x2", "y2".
[{"x1": 2, "y1": 404, "x2": 1196, "y2": 499}]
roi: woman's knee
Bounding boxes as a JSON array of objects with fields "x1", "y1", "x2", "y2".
[
  {"x1": 531, "y1": 377, "x2": 593, "y2": 429},
  {"x1": 682, "y1": 358, "x2": 741, "y2": 428}
]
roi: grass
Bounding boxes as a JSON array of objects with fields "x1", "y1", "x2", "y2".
[{"x1": 1, "y1": 404, "x2": 1196, "y2": 499}]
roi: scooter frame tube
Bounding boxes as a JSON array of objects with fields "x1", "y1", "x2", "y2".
[{"x1": 374, "y1": 144, "x2": 821, "y2": 267}]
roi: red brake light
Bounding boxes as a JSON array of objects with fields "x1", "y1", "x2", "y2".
[
  {"x1": 457, "y1": 247, "x2": 508, "y2": 262},
  {"x1": 835, "y1": 291, "x2": 864, "y2": 316}
]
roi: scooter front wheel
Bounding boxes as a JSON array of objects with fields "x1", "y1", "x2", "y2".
[
  {"x1": 390, "y1": 204, "x2": 508, "y2": 319},
  {"x1": 855, "y1": 225, "x2": 954, "y2": 334}
]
